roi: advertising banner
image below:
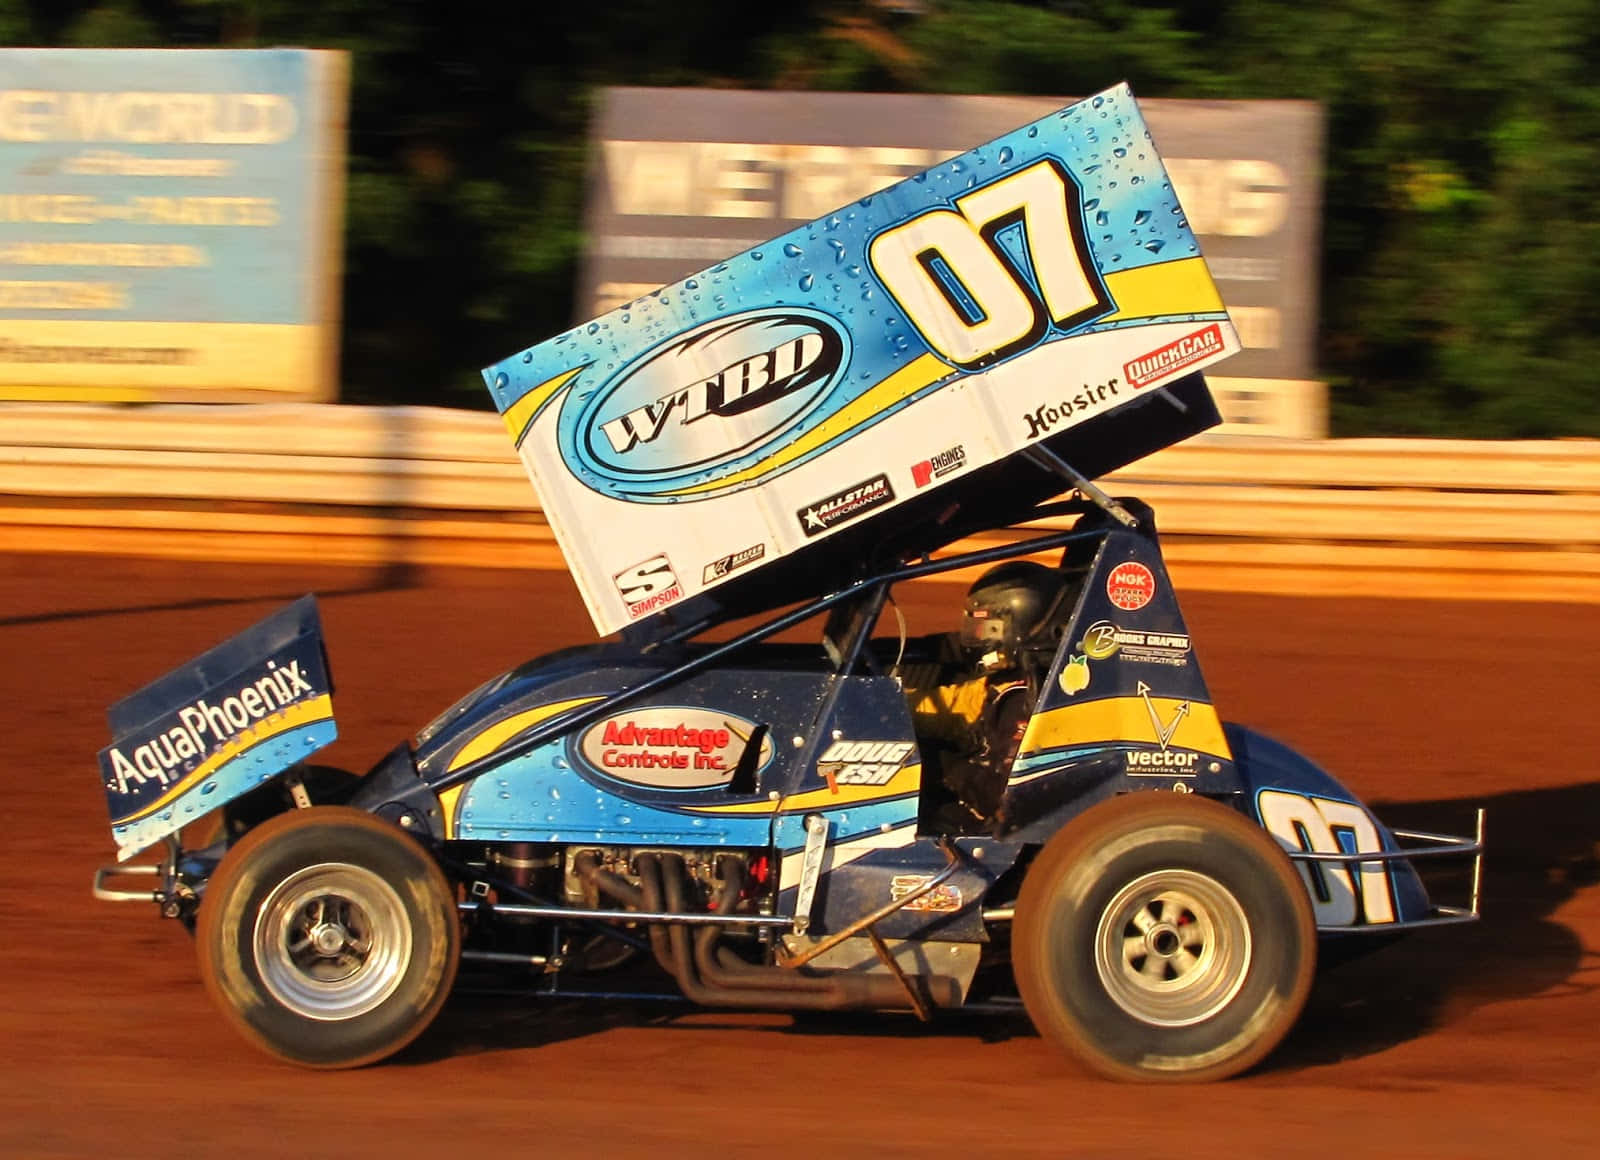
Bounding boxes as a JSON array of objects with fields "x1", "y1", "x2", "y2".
[
  {"x1": 485, "y1": 84, "x2": 1239, "y2": 637},
  {"x1": 0, "y1": 49, "x2": 348, "y2": 402}
]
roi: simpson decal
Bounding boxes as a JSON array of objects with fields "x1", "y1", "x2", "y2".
[
  {"x1": 615, "y1": 554, "x2": 684, "y2": 620},
  {"x1": 911, "y1": 444, "x2": 967, "y2": 488},
  {"x1": 1106, "y1": 561, "x2": 1156, "y2": 611},
  {"x1": 577, "y1": 707, "x2": 773, "y2": 789},
  {"x1": 798, "y1": 474, "x2": 895, "y2": 537},
  {"x1": 1124, "y1": 324, "x2": 1226, "y2": 388}
]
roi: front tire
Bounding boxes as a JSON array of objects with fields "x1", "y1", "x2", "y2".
[
  {"x1": 1013, "y1": 793, "x2": 1315, "y2": 1082},
  {"x1": 196, "y1": 806, "x2": 460, "y2": 1068}
]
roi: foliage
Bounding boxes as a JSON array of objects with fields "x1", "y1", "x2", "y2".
[{"x1": 4, "y1": 0, "x2": 1596, "y2": 434}]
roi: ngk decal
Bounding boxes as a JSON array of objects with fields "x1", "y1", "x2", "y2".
[
  {"x1": 817, "y1": 739, "x2": 915, "y2": 788},
  {"x1": 577, "y1": 707, "x2": 770, "y2": 790},
  {"x1": 1106, "y1": 561, "x2": 1156, "y2": 611},
  {"x1": 1123, "y1": 323, "x2": 1226, "y2": 388},
  {"x1": 614, "y1": 554, "x2": 683, "y2": 620}
]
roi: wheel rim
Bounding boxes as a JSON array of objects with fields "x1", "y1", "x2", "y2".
[
  {"x1": 253, "y1": 862, "x2": 412, "y2": 1022},
  {"x1": 1093, "y1": 868, "x2": 1252, "y2": 1028}
]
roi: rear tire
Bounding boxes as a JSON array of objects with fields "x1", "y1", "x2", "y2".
[
  {"x1": 1014, "y1": 793, "x2": 1315, "y2": 1082},
  {"x1": 196, "y1": 806, "x2": 460, "y2": 1068}
]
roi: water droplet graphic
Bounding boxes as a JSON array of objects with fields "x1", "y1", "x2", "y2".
[
  {"x1": 685, "y1": 278, "x2": 698, "y2": 290},
  {"x1": 1133, "y1": 209, "x2": 1151, "y2": 226},
  {"x1": 828, "y1": 239, "x2": 847, "y2": 263},
  {"x1": 1143, "y1": 239, "x2": 1166, "y2": 253},
  {"x1": 1092, "y1": 96, "x2": 1104, "y2": 108},
  {"x1": 799, "y1": 273, "x2": 815, "y2": 292},
  {"x1": 493, "y1": 372, "x2": 508, "y2": 390},
  {"x1": 1027, "y1": 126, "x2": 1038, "y2": 138},
  {"x1": 521, "y1": 351, "x2": 532, "y2": 363},
  {"x1": 1095, "y1": 210, "x2": 1109, "y2": 227},
  {"x1": 1113, "y1": 147, "x2": 1127, "y2": 159},
  {"x1": 782, "y1": 243, "x2": 802, "y2": 258},
  {"x1": 586, "y1": 323, "x2": 598, "y2": 335},
  {"x1": 752, "y1": 251, "x2": 763, "y2": 261},
  {"x1": 998, "y1": 146, "x2": 1014, "y2": 164}
]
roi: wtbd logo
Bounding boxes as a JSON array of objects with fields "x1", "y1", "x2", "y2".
[{"x1": 598, "y1": 317, "x2": 841, "y2": 455}]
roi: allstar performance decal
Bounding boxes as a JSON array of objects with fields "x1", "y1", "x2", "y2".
[{"x1": 797, "y1": 473, "x2": 895, "y2": 538}]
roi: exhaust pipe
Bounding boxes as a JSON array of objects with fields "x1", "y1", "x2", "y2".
[{"x1": 623, "y1": 852, "x2": 945, "y2": 1013}]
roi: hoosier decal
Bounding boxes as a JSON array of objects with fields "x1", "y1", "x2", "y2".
[{"x1": 798, "y1": 474, "x2": 895, "y2": 537}]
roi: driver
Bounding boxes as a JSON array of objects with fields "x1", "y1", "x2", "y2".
[{"x1": 899, "y1": 561, "x2": 1068, "y2": 821}]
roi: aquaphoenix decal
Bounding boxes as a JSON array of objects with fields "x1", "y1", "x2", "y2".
[{"x1": 102, "y1": 658, "x2": 319, "y2": 798}]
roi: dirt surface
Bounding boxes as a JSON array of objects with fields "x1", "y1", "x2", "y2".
[{"x1": 2, "y1": 551, "x2": 1596, "y2": 1158}]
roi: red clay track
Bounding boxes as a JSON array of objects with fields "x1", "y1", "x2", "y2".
[{"x1": 2, "y1": 552, "x2": 1596, "y2": 1157}]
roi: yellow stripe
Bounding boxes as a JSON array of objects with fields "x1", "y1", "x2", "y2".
[
  {"x1": 1019, "y1": 696, "x2": 1231, "y2": 760},
  {"x1": 437, "y1": 785, "x2": 466, "y2": 840},
  {"x1": 502, "y1": 366, "x2": 586, "y2": 447},
  {"x1": 659, "y1": 354, "x2": 950, "y2": 497},
  {"x1": 684, "y1": 763, "x2": 922, "y2": 815},
  {"x1": 114, "y1": 695, "x2": 334, "y2": 825},
  {"x1": 1099, "y1": 257, "x2": 1225, "y2": 324},
  {"x1": 447, "y1": 695, "x2": 605, "y2": 772}
]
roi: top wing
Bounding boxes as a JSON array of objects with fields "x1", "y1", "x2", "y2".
[{"x1": 484, "y1": 82, "x2": 1238, "y2": 637}]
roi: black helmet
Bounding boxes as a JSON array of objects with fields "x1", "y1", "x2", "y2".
[{"x1": 959, "y1": 561, "x2": 1065, "y2": 667}]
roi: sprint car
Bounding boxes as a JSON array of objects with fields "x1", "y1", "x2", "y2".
[{"x1": 93, "y1": 84, "x2": 1482, "y2": 1081}]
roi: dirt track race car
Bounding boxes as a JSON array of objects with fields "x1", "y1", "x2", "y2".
[{"x1": 92, "y1": 84, "x2": 1483, "y2": 1081}]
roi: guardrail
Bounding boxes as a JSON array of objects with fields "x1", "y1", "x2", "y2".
[{"x1": 2, "y1": 402, "x2": 1597, "y2": 602}]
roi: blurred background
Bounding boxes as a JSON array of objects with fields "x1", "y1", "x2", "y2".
[{"x1": 3, "y1": 0, "x2": 1595, "y2": 436}]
